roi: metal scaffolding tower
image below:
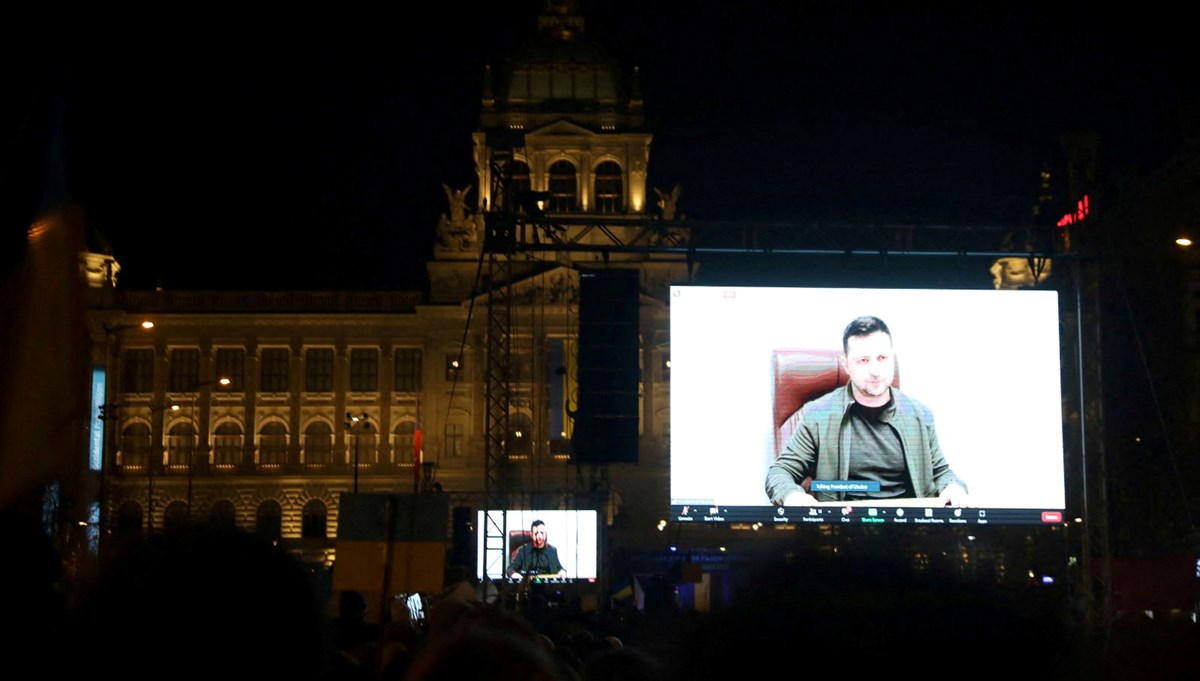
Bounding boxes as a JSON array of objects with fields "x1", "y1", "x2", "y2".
[{"x1": 480, "y1": 137, "x2": 518, "y2": 600}]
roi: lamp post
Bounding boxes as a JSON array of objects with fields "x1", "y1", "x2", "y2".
[
  {"x1": 345, "y1": 412, "x2": 371, "y2": 494},
  {"x1": 186, "y1": 376, "x2": 231, "y2": 519},
  {"x1": 98, "y1": 319, "x2": 155, "y2": 542},
  {"x1": 95, "y1": 401, "x2": 121, "y2": 555},
  {"x1": 148, "y1": 401, "x2": 179, "y2": 534}
]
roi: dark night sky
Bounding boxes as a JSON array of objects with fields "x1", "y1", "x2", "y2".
[{"x1": 3, "y1": 1, "x2": 1196, "y2": 291}]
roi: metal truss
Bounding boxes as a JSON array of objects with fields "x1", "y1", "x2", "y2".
[{"x1": 510, "y1": 215, "x2": 1062, "y2": 259}]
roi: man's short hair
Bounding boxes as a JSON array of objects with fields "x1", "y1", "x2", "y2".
[
  {"x1": 842, "y1": 316, "x2": 892, "y2": 354},
  {"x1": 530, "y1": 519, "x2": 545, "y2": 530}
]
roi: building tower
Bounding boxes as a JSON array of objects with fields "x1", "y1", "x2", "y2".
[{"x1": 426, "y1": 0, "x2": 690, "y2": 586}]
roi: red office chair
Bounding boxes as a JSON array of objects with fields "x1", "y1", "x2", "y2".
[
  {"x1": 509, "y1": 530, "x2": 531, "y2": 561},
  {"x1": 772, "y1": 348, "x2": 900, "y2": 464}
]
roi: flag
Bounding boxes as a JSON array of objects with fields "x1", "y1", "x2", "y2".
[
  {"x1": 334, "y1": 493, "x2": 448, "y2": 594},
  {"x1": 413, "y1": 395, "x2": 423, "y2": 491}
]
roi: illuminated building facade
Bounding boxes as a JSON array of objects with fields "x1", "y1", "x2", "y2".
[{"x1": 86, "y1": 2, "x2": 683, "y2": 572}]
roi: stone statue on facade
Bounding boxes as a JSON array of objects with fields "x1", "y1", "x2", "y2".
[
  {"x1": 437, "y1": 183, "x2": 481, "y2": 250},
  {"x1": 654, "y1": 183, "x2": 682, "y2": 221},
  {"x1": 989, "y1": 256, "x2": 1051, "y2": 289}
]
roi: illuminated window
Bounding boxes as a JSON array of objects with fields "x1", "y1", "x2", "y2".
[
  {"x1": 305, "y1": 348, "x2": 334, "y2": 392},
  {"x1": 168, "y1": 348, "x2": 200, "y2": 392},
  {"x1": 212, "y1": 422, "x2": 243, "y2": 466},
  {"x1": 260, "y1": 348, "x2": 290, "y2": 393},
  {"x1": 394, "y1": 348, "x2": 422, "y2": 392},
  {"x1": 348, "y1": 428, "x2": 377, "y2": 465},
  {"x1": 121, "y1": 349, "x2": 155, "y2": 394},
  {"x1": 166, "y1": 422, "x2": 197, "y2": 466},
  {"x1": 507, "y1": 412, "x2": 533, "y2": 458},
  {"x1": 120, "y1": 422, "x2": 152, "y2": 467},
  {"x1": 215, "y1": 348, "x2": 245, "y2": 391},
  {"x1": 258, "y1": 422, "x2": 288, "y2": 465},
  {"x1": 350, "y1": 348, "x2": 379, "y2": 392},
  {"x1": 393, "y1": 421, "x2": 416, "y2": 467},
  {"x1": 594, "y1": 161, "x2": 624, "y2": 213},
  {"x1": 548, "y1": 160, "x2": 577, "y2": 212},
  {"x1": 303, "y1": 421, "x2": 333, "y2": 464}
]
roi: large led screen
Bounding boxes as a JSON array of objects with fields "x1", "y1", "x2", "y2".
[
  {"x1": 476, "y1": 509, "x2": 600, "y2": 583},
  {"x1": 669, "y1": 285, "x2": 1067, "y2": 526}
]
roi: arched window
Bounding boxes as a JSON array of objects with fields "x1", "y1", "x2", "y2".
[
  {"x1": 304, "y1": 422, "x2": 333, "y2": 465},
  {"x1": 166, "y1": 422, "x2": 197, "y2": 466},
  {"x1": 594, "y1": 161, "x2": 624, "y2": 213},
  {"x1": 212, "y1": 422, "x2": 243, "y2": 467},
  {"x1": 393, "y1": 421, "x2": 416, "y2": 468},
  {"x1": 210, "y1": 499, "x2": 237, "y2": 530},
  {"x1": 348, "y1": 428, "x2": 377, "y2": 465},
  {"x1": 258, "y1": 422, "x2": 288, "y2": 466},
  {"x1": 121, "y1": 422, "x2": 152, "y2": 467},
  {"x1": 301, "y1": 499, "x2": 327, "y2": 539},
  {"x1": 507, "y1": 412, "x2": 534, "y2": 459},
  {"x1": 164, "y1": 500, "x2": 190, "y2": 534},
  {"x1": 116, "y1": 501, "x2": 143, "y2": 541},
  {"x1": 256, "y1": 500, "x2": 282, "y2": 540},
  {"x1": 548, "y1": 160, "x2": 577, "y2": 212}
]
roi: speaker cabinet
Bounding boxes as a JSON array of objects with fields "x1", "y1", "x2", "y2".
[{"x1": 574, "y1": 269, "x2": 640, "y2": 464}]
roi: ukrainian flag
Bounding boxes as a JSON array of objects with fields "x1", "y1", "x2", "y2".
[{"x1": 334, "y1": 493, "x2": 449, "y2": 594}]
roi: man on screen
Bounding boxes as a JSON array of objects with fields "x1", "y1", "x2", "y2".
[
  {"x1": 507, "y1": 520, "x2": 567, "y2": 579},
  {"x1": 765, "y1": 315, "x2": 969, "y2": 506}
]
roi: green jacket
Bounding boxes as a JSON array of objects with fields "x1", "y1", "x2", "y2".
[{"x1": 765, "y1": 384, "x2": 966, "y2": 504}]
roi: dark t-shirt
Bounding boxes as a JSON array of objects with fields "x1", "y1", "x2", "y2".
[{"x1": 845, "y1": 401, "x2": 915, "y2": 499}]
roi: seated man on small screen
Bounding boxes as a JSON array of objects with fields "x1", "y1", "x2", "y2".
[
  {"x1": 507, "y1": 519, "x2": 567, "y2": 579},
  {"x1": 765, "y1": 315, "x2": 969, "y2": 507}
]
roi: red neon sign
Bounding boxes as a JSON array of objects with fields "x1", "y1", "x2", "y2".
[{"x1": 1057, "y1": 194, "x2": 1089, "y2": 227}]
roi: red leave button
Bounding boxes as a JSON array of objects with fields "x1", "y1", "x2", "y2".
[{"x1": 1041, "y1": 511, "x2": 1063, "y2": 523}]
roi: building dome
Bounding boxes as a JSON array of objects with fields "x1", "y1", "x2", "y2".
[{"x1": 487, "y1": 1, "x2": 638, "y2": 118}]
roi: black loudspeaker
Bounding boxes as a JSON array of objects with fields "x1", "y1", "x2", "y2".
[
  {"x1": 574, "y1": 269, "x2": 640, "y2": 464},
  {"x1": 450, "y1": 506, "x2": 473, "y2": 569}
]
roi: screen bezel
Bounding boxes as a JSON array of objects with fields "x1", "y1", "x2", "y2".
[
  {"x1": 475, "y1": 509, "x2": 600, "y2": 583},
  {"x1": 668, "y1": 284, "x2": 1068, "y2": 527}
]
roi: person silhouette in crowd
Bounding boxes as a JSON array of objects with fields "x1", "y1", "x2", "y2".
[
  {"x1": 1, "y1": 507, "x2": 67, "y2": 663},
  {"x1": 70, "y1": 523, "x2": 333, "y2": 680},
  {"x1": 407, "y1": 599, "x2": 573, "y2": 681},
  {"x1": 659, "y1": 552, "x2": 1073, "y2": 680}
]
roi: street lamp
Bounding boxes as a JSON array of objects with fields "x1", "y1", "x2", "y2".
[
  {"x1": 104, "y1": 320, "x2": 156, "y2": 334},
  {"x1": 345, "y1": 412, "x2": 371, "y2": 494},
  {"x1": 147, "y1": 402, "x2": 180, "y2": 533},
  {"x1": 185, "y1": 377, "x2": 232, "y2": 518}
]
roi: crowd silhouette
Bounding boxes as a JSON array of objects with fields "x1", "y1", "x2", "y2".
[{"x1": 6, "y1": 510, "x2": 1198, "y2": 681}]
